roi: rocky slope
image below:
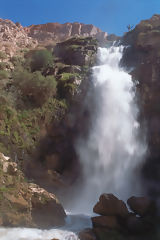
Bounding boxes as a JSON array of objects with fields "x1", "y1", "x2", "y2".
[
  {"x1": 0, "y1": 32, "x2": 98, "y2": 197},
  {"x1": 121, "y1": 14, "x2": 160, "y2": 203},
  {"x1": 0, "y1": 19, "x2": 37, "y2": 58},
  {"x1": 25, "y1": 22, "x2": 107, "y2": 44}
]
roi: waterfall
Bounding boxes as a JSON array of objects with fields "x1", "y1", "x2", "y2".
[
  {"x1": 0, "y1": 45, "x2": 147, "y2": 240},
  {"x1": 72, "y1": 45, "x2": 147, "y2": 213}
]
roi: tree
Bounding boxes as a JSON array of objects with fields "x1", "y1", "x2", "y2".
[{"x1": 127, "y1": 24, "x2": 134, "y2": 32}]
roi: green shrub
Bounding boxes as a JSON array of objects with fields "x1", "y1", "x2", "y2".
[
  {"x1": 30, "y1": 49, "x2": 54, "y2": 71},
  {"x1": 0, "y1": 70, "x2": 9, "y2": 80},
  {"x1": 11, "y1": 55, "x2": 25, "y2": 67},
  {"x1": 0, "y1": 51, "x2": 6, "y2": 60},
  {"x1": 13, "y1": 70, "x2": 57, "y2": 107},
  {"x1": 0, "y1": 62, "x2": 7, "y2": 70}
]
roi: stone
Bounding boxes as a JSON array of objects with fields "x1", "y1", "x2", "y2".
[
  {"x1": 127, "y1": 196, "x2": 156, "y2": 216},
  {"x1": 79, "y1": 228, "x2": 97, "y2": 240},
  {"x1": 93, "y1": 194, "x2": 129, "y2": 218},
  {"x1": 91, "y1": 216, "x2": 120, "y2": 230},
  {"x1": 126, "y1": 214, "x2": 153, "y2": 234},
  {"x1": 29, "y1": 183, "x2": 66, "y2": 228},
  {"x1": 93, "y1": 227, "x2": 124, "y2": 240}
]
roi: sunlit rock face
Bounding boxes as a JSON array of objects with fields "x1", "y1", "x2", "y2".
[
  {"x1": 121, "y1": 14, "x2": 160, "y2": 200},
  {"x1": 25, "y1": 22, "x2": 108, "y2": 44},
  {"x1": 0, "y1": 19, "x2": 37, "y2": 57}
]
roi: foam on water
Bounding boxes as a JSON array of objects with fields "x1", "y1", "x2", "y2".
[{"x1": 0, "y1": 213, "x2": 91, "y2": 240}]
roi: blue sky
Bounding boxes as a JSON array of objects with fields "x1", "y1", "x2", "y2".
[{"x1": 0, "y1": 0, "x2": 160, "y2": 36}]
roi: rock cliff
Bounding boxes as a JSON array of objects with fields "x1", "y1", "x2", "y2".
[
  {"x1": 121, "y1": 14, "x2": 160, "y2": 203},
  {"x1": 25, "y1": 22, "x2": 107, "y2": 44}
]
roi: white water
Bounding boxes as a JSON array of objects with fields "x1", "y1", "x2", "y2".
[
  {"x1": 0, "y1": 46, "x2": 147, "y2": 239},
  {"x1": 71, "y1": 46, "x2": 147, "y2": 213},
  {"x1": 0, "y1": 213, "x2": 91, "y2": 240}
]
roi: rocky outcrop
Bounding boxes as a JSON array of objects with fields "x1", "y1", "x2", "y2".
[
  {"x1": 54, "y1": 37, "x2": 97, "y2": 66},
  {"x1": 92, "y1": 194, "x2": 157, "y2": 240},
  {"x1": 25, "y1": 22, "x2": 107, "y2": 44},
  {"x1": 0, "y1": 19, "x2": 37, "y2": 57},
  {"x1": 0, "y1": 152, "x2": 66, "y2": 228},
  {"x1": 28, "y1": 37, "x2": 98, "y2": 191}
]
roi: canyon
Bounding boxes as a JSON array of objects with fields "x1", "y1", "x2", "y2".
[{"x1": 0, "y1": 14, "x2": 159, "y2": 240}]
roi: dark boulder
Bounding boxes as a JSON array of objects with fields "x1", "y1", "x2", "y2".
[
  {"x1": 93, "y1": 194, "x2": 129, "y2": 218},
  {"x1": 127, "y1": 196, "x2": 156, "y2": 217}
]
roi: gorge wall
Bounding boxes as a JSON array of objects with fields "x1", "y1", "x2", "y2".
[{"x1": 121, "y1": 14, "x2": 160, "y2": 202}]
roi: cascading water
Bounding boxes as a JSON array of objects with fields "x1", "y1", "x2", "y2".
[
  {"x1": 0, "y1": 45, "x2": 147, "y2": 240},
  {"x1": 71, "y1": 45, "x2": 147, "y2": 213}
]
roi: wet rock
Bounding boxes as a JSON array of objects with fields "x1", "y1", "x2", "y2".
[
  {"x1": 126, "y1": 214, "x2": 154, "y2": 235},
  {"x1": 79, "y1": 228, "x2": 97, "y2": 240},
  {"x1": 127, "y1": 196, "x2": 156, "y2": 216},
  {"x1": 93, "y1": 194, "x2": 129, "y2": 218},
  {"x1": 92, "y1": 216, "x2": 120, "y2": 230},
  {"x1": 93, "y1": 227, "x2": 125, "y2": 240}
]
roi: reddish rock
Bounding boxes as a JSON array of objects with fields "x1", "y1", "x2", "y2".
[
  {"x1": 127, "y1": 196, "x2": 156, "y2": 216},
  {"x1": 93, "y1": 194, "x2": 129, "y2": 218},
  {"x1": 91, "y1": 216, "x2": 120, "y2": 230},
  {"x1": 25, "y1": 22, "x2": 107, "y2": 44}
]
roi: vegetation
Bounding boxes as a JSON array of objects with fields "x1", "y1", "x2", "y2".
[
  {"x1": 30, "y1": 49, "x2": 54, "y2": 71},
  {"x1": 13, "y1": 70, "x2": 57, "y2": 107},
  {"x1": 0, "y1": 70, "x2": 9, "y2": 80},
  {"x1": 0, "y1": 51, "x2": 6, "y2": 60}
]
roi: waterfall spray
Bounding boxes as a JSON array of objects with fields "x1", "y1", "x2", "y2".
[{"x1": 73, "y1": 45, "x2": 147, "y2": 213}]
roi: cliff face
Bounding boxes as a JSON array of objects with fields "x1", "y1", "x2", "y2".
[
  {"x1": 121, "y1": 14, "x2": 160, "y2": 199},
  {"x1": 25, "y1": 22, "x2": 108, "y2": 44}
]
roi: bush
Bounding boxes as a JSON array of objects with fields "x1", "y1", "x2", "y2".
[
  {"x1": 11, "y1": 55, "x2": 25, "y2": 67},
  {"x1": 0, "y1": 51, "x2": 6, "y2": 60},
  {"x1": 13, "y1": 70, "x2": 57, "y2": 107},
  {"x1": 0, "y1": 70, "x2": 9, "y2": 80},
  {"x1": 30, "y1": 49, "x2": 54, "y2": 71}
]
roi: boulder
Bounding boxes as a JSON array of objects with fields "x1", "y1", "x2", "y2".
[
  {"x1": 92, "y1": 216, "x2": 120, "y2": 230},
  {"x1": 126, "y1": 214, "x2": 153, "y2": 234},
  {"x1": 93, "y1": 194, "x2": 129, "y2": 218},
  {"x1": 29, "y1": 183, "x2": 66, "y2": 228},
  {"x1": 127, "y1": 196, "x2": 156, "y2": 216},
  {"x1": 93, "y1": 227, "x2": 124, "y2": 240}
]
